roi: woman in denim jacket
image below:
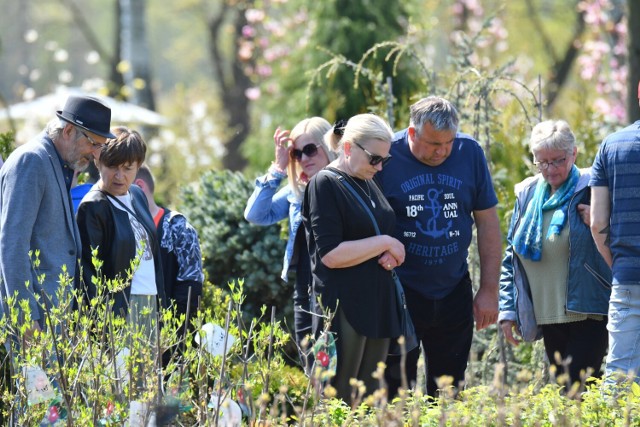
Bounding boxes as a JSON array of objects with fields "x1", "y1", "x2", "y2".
[
  {"x1": 244, "y1": 117, "x2": 335, "y2": 351},
  {"x1": 499, "y1": 120, "x2": 611, "y2": 391}
]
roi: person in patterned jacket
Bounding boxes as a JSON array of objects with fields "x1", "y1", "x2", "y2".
[{"x1": 135, "y1": 164, "x2": 204, "y2": 359}]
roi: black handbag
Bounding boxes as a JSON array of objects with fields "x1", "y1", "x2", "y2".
[{"x1": 325, "y1": 170, "x2": 418, "y2": 355}]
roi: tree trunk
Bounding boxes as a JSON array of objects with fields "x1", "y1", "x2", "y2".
[
  {"x1": 119, "y1": 0, "x2": 156, "y2": 111},
  {"x1": 207, "y1": 1, "x2": 252, "y2": 171},
  {"x1": 628, "y1": 0, "x2": 640, "y2": 122},
  {"x1": 109, "y1": 0, "x2": 125, "y2": 97}
]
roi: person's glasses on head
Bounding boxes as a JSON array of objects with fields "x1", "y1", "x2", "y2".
[
  {"x1": 290, "y1": 143, "x2": 320, "y2": 161},
  {"x1": 76, "y1": 127, "x2": 107, "y2": 149},
  {"x1": 353, "y1": 141, "x2": 392, "y2": 166},
  {"x1": 534, "y1": 157, "x2": 567, "y2": 171}
]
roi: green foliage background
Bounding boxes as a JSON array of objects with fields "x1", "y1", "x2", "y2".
[{"x1": 179, "y1": 170, "x2": 292, "y2": 323}]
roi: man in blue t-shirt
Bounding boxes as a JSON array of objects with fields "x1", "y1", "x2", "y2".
[
  {"x1": 590, "y1": 82, "x2": 640, "y2": 386},
  {"x1": 376, "y1": 96, "x2": 501, "y2": 397}
]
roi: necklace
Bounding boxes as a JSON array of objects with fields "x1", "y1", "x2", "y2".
[{"x1": 350, "y1": 176, "x2": 376, "y2": 208}]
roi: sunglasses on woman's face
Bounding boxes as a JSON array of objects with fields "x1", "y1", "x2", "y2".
[
  {"x1": 290, "y1": 143, "x2": 320, "y2": 161},
  {"x1": 353, "y1": 141, "x2": 392, "y2": 166}
]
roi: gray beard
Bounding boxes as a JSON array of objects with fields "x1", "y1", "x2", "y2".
[{"x1": 71, "y1": 158, "x2": 90, "y2": 172}]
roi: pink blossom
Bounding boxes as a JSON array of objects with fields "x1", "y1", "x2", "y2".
[
  {"x1": 256, "y1": 65, "x2": 272, "y2": 77},
  {"x1": 578, "y1": 56, "x2": 597, "y2": 80},
  {"x1": 263, "y1": 46, "x2": 289, "y2": 62},
  {"x1": 245, "y1": 87, "x2": 261, "y2": 100},
  {"x1": 488, "y1": 20, "x2": 508, "y2": 40},
  {"x1": 245, "y1": 9, "x2": 265, "y2": 23},
  {"x1": 238, "y1": 42, "x2": 254, "y2": 61},
  {"x1": 242, "y1": 25, "x2": 256, "y2": 38},
  {"x1": 578, "y1": 1, "x2": 605, "y2": 25}
]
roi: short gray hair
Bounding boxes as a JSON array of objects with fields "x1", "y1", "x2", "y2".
[
  {"x1": 45, "y1": 118, "x2": 66, "y2": 140},
  {"x1": 529, "y1": 120, "x2": 575, "y2": 155},
  {"x1": 45, "y1": 117, "x2": 84, "y2": 144},
  {"x1": 409, "y1": 96, "x2": 459, "y2": 135}
]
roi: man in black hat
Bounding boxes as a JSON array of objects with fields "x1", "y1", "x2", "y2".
[{"x1": 0, "y1": 94, "x2": 115, "y2": 342}]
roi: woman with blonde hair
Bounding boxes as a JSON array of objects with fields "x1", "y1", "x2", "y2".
[
  {"x1": 245, "y1": 117, "x2": 335, "y2": 353},
  {"x1": 302, "y1": 113, "x2": 405, "y2": 403}
]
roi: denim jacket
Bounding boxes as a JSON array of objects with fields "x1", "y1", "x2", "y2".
[
  {"x1": 498, "y1": 169, "x2": 612, "y2": 341},
  {"x1": 244, "y1": 174, "x2": 302, "y2": 281}
]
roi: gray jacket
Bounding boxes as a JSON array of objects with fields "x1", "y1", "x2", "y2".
[{"x1": 0, "y1": 133, "x2": 82, "y2": 322}]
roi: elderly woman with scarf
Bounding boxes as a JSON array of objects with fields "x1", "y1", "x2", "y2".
[{"x1": 499, "y1": 120, "x2": 611, "y2": 390}]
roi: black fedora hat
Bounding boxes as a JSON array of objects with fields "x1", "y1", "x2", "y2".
[{"x1": 56, "y1": 95, "x2": 116, "y2": 139}]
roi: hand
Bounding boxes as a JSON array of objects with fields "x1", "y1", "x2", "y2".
[
  {"x1": 273, "y1": 127, "x2": 291, "y2": 171},
  {"x1": 577, "y1": 203, "x2": 590, "y2": 226},
  {"x1": 384, "y1": 236, "x2": 405, "y2": 267},
  {"x1": 473, "y1": 285, "x2": 498, "y2": 331},
  {"x1": 378, "y1": 251, "x2": 398, "y2": 270},
  {"x1": 500, "y1": 320, "x2": 521, "y2": 346}
]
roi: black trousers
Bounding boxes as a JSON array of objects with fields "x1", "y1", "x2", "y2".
[
  {"x1": 334, "y1": 309, "x2": 389, "y2": 404},
  {"x1": 293, "y1": 247, "x2": 313, "y2": 348},
  {"x1": 291, "y1": 224, "x2": 314, "y2": 349},
  {"x1": 385, "y1": 273, "x2": 474, "y2": 398},
  {"x1": 541, "y1": 317, "x2": 608, "y2": 388}
]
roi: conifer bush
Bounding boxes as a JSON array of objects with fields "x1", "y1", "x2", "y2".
[{"x1": 179, "y1": 170, "x2": 292, "y2": 323}]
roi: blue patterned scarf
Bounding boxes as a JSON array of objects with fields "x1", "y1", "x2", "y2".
[{"x1": 513, "y1": 165, "x2": 579, "y2": 261}]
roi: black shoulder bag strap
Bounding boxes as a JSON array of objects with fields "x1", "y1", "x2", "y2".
[{"x1": 101, "y1": 190, "x2": 142, "y2": 220}]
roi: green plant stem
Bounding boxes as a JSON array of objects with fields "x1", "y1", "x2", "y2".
[
  {"x1": 213, "y1": 300, "x2": 233, "y2": 427},
  {"x1": 40, "y1": 290, "x2": 75, "y2": 426}
]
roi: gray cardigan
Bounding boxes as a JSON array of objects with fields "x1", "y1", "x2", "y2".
[{"x1": 0, "y1": 133, "x2": 82, "y2": 322}]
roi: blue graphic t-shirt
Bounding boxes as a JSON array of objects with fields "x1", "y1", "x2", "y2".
[{"x1": 377, "y1": 129, "x2": 498, "y2": 299}]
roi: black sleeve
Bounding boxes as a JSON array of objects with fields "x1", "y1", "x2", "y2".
[
  {"x1": 304, "y1": 172, "x2": 346, "y2": 259},
  {"x1": 76, "y1": 197, "x2": 112, "y2": 301}
]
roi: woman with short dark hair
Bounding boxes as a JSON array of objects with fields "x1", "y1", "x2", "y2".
[{"x1": 76, "y1": 126, "x2": 165, "y2": 324}]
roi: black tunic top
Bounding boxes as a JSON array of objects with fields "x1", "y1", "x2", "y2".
[{"x1": 302, "y1": 167, "x2": 402, "y2": 338}]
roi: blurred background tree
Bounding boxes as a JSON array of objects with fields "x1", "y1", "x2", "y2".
[{"x1": 0, "y1": 0, "x2": 637, "y2": 182}]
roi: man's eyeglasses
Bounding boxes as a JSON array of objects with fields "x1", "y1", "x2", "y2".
[
  {"x1": 534, "y1": 157, "x2": 566, "y2": 171},
  {"x1": 353, "y1": 141, "x2": 392, "y2": 166},
  {"x1": 77, "y1": 128, "x2": 107, "y2": 149},
  {"x1": 290, "y1": 144, "x2": 320, "y2": 161}
]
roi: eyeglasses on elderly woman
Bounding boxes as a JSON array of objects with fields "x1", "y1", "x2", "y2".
[{"x1": 533, "y1": 157, "x2": 567, "y2": 171}]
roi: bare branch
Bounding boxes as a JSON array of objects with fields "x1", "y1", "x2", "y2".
[
  {"x1": 57, "y1": 0, "x2": 114, "y2": 64},
  {"x1": 524, "y1": 0, "x2": 558, "y2": 65}
]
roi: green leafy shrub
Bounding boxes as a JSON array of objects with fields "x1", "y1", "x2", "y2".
[
  {"x1": 0, "y1": 256, "x2": 311, "y2": 425},
  {"x1": 179, "y1": 169, "x2": 291, "y2": 323},
  {"x1": 0, "y1": 131, "x2": 14, "y2": 162},
  {"x1": 3, "y1": 256, "x2": 640, "y2": 425}
]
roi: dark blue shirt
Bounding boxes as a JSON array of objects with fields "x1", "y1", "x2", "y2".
[
  {"x1": 377, "y1": 129, "x2": 498, "y2": 299},
  {"x1": 590, "y1": 120, "x2": 640, "y2": 284},
  {"x1": 50, "y1": 139, "x2": 75, "y2": 192}
]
